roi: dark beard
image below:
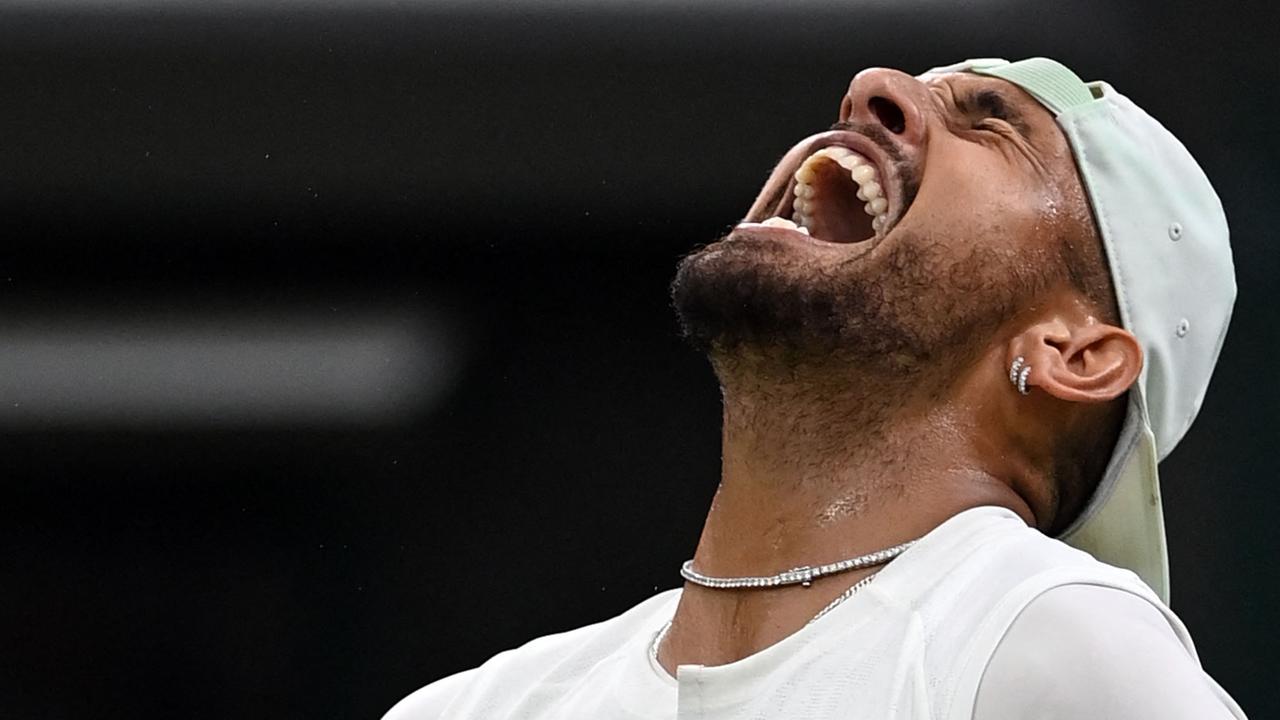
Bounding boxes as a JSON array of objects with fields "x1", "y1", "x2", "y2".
[{"x1": 670, "y1": 229, "x2": 1054, "y2": 375}]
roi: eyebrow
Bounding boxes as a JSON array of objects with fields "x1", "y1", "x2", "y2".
[{"x1": 955, "y1": 88, "x2": 1033, "y2": 137}]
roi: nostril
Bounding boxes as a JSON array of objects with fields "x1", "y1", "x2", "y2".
[{"x1": 868, "y1": 96, "x2": 906, "y2": 134}]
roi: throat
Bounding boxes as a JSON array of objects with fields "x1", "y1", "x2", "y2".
[
  {"x1": 655, "y1": 361, "x2": 1030, "y2": 673},
  {"x1": 708, "y1": 350, "x2": 927, "y2": 515},
  {"x1": 659, "y1": 464, "x2": 1019, "y2": 674}
]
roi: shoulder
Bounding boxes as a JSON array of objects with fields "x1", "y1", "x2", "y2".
[
  {"x1": 973, "y1": 584, "x2": 1245, "y2": 719},
  {"x1": 892, "y1": 509, "x2": 1242, "y2": 717},
  {"x1": 886, "y1": 507, "x2": 1139, "y2": 600},
  {"x1": 380, "y1": 589, "x2": 680, "y2": 720},
  {"x1": 383, "y1": 668, "x2": 479, "y2": 720}
]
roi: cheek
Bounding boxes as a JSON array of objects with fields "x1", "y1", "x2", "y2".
[{"x1": 906, "y1": 148, "x2": 1051, "y2": 246}]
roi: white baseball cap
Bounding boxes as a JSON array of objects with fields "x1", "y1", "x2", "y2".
[{"x1": 924, "y1": 57, "x2": 1236, "y2": 604}]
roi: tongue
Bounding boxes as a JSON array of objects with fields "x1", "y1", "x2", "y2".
[{"x1": 803, "y1": 158, "x2": 875, "y2": 244}]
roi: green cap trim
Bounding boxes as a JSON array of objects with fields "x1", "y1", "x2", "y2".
[{"x1": 968, "y1": 57, "x2": 1094, "y2": 115}]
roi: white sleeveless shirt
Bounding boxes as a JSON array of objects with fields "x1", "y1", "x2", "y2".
[{"x1": 385, "y1": 506, "x2": 1246, "y2": 719}]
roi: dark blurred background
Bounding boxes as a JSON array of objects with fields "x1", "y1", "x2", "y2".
[{"x1": 0, "y1": 1, "x2": 1275, "y2": 718}]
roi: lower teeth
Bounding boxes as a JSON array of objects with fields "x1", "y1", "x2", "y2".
[{"x1": 760, "y1": 216, "x2": 810, "y2": 234}]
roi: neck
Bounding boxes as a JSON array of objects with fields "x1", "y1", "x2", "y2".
[
  {"x1": 657, "y1": 350, "x2": 1034, "y2": 673},
  {"x1": 700, "y1": 352, "x2": 1025, "y2": 568}
]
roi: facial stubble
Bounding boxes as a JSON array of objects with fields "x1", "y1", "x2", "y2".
[{"x1": 670, "y1": 229, "x2": 1056, "y2": 384}]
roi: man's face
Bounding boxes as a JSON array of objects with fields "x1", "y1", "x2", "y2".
[{"x1": 671, "y1": 68, "x2": 1095, "y2": 376}]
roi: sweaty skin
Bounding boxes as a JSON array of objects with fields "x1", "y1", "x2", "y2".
[{"x1": 660, "y1": 69, "x2": 1142, "y2": 673}]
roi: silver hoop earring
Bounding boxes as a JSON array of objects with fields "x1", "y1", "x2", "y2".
[
  {"x1": 1009, "y1": 356, "x2": 1025, "y2": 385},
  {"x1": 1009, "y1": 356, "x2": 1032, "y2": 396}
]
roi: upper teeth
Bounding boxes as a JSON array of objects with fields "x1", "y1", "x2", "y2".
[{"x1": 789, "y1": 146, "x2": 889, "y2": 235}]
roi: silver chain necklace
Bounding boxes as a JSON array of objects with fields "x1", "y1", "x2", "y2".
[
  {"x1": 679, "y1": 539, "x2": 916, "y2": 589},
  {"x1": 652, "y1": 538, "x2": 919, "y2": 673},
  {"x1": 649, "y1": 570, "x2": 883, "y2": 672}
]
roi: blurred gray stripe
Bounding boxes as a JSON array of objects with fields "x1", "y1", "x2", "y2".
[{"x1": 0, "y1": 309, "x2": 460, "y2": 426}]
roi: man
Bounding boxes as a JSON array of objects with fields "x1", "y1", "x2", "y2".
[{"x1": 386, "y1": 58, "x2": 1247, "y2": 718}]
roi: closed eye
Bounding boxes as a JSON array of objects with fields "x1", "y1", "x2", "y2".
[
  {"x1": 966, "y1": 89, "x2": 1031, "y2": 137},
  {"x1": 974, "y1": 90, "x2": 1012, "y2": 120}
]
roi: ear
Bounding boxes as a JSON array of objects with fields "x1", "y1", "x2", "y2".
[{"x1": 1011, "y1": 317, "x2": 1143, "y2": 404}]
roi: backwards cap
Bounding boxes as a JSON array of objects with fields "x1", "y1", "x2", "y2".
[{"x1": 924, "y1": 58, "x2": 1235, "y2": 603}]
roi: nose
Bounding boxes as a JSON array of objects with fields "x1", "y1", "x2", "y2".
[{"x1": 840, "y1": 68, "x2": 931, "y2": 148}]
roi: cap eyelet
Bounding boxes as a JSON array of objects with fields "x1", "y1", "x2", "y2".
[
  {"x1": 1176, "y1": 318, "x2": 1190, "y2": 337},
  {"x1": 1168, "y1": 222, "x2": 1183, "y2": 241}
]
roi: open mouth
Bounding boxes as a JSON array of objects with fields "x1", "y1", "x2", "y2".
[{"x1": 743, "y1": 134, "x2": 906, "y2": 246}]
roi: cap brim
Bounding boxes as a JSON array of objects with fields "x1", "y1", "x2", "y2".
[{"x1": 1057, "y1": 394, "x2": 1169, "y2": 603}]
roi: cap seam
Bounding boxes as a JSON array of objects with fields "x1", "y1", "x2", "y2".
[{"x1": 1055, "y1": 98, "x2": 1144, "y2": 542}]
